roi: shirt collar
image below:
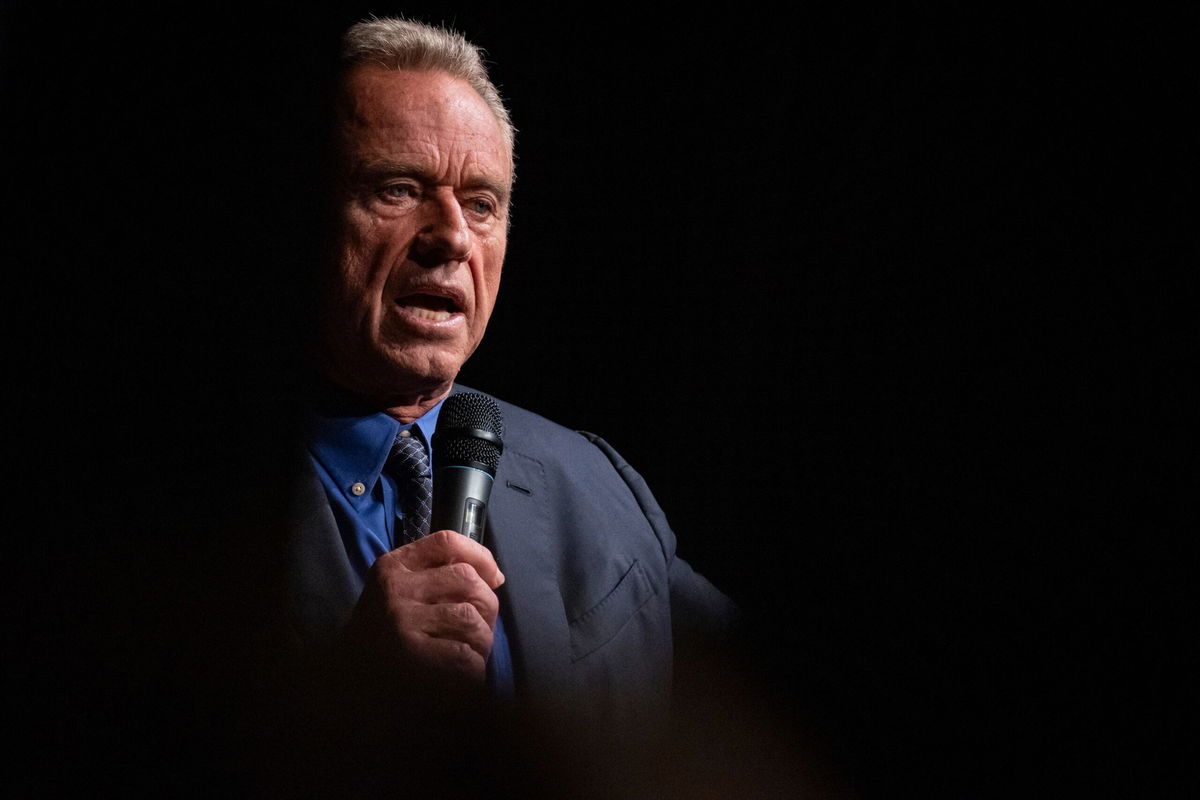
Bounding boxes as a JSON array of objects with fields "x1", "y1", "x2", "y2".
[{"x1": 306, "y1": 394, "x2": 445, "y2": 505}]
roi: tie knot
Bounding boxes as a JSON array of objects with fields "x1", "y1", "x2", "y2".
[{"x1": 388, "y1": 429, "x2": 430, "y2": 480}]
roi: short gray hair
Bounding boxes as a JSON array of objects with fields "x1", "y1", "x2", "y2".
[{"x1": 341, "y1": 17, "x2": 516, "y2": 157}]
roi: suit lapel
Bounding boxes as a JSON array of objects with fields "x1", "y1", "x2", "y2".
[
  {"x1": 487, "y1": 446, "x2": 573, "y2": 697},
  {"x1": 286, "y1": 456, "x2": 362, "y2": 644}
]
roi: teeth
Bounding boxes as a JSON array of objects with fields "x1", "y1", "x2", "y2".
[{"x1": 405, "y1": 305, "x2": 453, "y2": 322}]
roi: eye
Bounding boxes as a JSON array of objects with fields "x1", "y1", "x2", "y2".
[
  {"x1": 464, "y1": 196, "x2": 497, "y2": 218},
  {"x1": 378, "y1": 183, "x2": 419, "y2": 203}
]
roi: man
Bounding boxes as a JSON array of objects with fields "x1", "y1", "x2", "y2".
[{"x1": 284, "y1": 16, "x2": 737, "y2": 791}]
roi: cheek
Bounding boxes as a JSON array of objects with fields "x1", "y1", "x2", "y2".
[
  {"x1": 475, "y1": 240, "x2": 506, "y2": 309},
  {"x1": 339, "y1": 215, "x2": 400, "y2": 292}
]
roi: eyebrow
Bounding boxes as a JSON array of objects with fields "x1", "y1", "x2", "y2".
[{"x1": 355, "y1": 159, "x2": 512, "y2": 205}]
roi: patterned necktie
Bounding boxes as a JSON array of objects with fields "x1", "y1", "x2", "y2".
[{"x1": 385, "y1": 428, "x2": 433, "y2": 545}]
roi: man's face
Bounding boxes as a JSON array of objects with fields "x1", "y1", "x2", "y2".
[{"x1": 322, "y1": 67, "x2": 511, "y2": 403}]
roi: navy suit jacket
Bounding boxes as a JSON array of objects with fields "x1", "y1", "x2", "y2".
[{"x1": 285, "y1": 386, "x2": 737, "y2": 733}]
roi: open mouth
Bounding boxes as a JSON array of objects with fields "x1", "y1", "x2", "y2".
[{"x1": 395, "y1": 292, "x2": 462, "y2": 323}]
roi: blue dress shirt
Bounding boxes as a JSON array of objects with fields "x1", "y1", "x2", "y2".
[{"x1": 306, "y1": 396, "x2": 514, "y2": 697}]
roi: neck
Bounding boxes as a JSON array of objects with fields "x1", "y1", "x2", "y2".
[
  {"x1": 309, "y1": 368, "x2": 453, "y2": 423},
  {"x1": 380, "y1": 387, "x2": 451, "y2": 424}
]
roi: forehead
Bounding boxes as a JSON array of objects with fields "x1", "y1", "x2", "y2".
[{"x1": 338, "y1": 67, "x2": 512, "y2": 175}]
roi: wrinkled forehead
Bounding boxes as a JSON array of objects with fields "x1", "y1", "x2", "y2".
[{"x1": 336, "y1": 66, "x2": 513, "y2": 173}]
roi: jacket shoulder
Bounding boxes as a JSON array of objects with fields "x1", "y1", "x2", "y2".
[{"x1": 452, "y1": 386, "x2": 601, "y2": 463}]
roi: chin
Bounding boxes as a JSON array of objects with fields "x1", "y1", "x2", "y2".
[{"x1": 378, "y1": 344, "x2": 467, "y2": 392}]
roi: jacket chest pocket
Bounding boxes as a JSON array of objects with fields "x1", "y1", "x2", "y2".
[{"x1": 567, "y1": 559, "x2": 657, "y2": 662}]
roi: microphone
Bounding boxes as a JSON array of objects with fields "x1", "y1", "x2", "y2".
[{"x1": 431, "y1": 392, "x2": 505, "y2": 543}]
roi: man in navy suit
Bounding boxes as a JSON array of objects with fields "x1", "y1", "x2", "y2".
[{"x1": 285, "y1": 16, "x2": 737, "y2": 792}]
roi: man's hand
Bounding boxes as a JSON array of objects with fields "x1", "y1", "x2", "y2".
[{"x1": 344, "y1": 530, "x2": 505, "y2": 684}]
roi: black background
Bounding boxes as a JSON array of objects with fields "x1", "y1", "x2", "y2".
[{"x1": 5, "y1": 4, "x2": 1191, "y2": 797}]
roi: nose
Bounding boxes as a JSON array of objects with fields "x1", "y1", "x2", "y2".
[{"x1": 410, "y1": 191, "x2": 471, "y2": 268}]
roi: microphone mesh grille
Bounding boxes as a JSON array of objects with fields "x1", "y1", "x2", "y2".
[
  {"x1": 441, "y1": 435, "x2": 502, "y2": 473},
  {"x1": 441, "y1": 392, "x2": 504, "y2": 437},
  {"x1": 435, "y1": 392, "x2": 504, "y2": 473}
]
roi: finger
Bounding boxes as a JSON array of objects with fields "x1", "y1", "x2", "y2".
[
  {"x1": 394, "y1": 529, "x2": 505, "y2": 589},
  {"x1": 413, "y1": 601, "x2": 494, "y2": 659},
  {"x1": 408, "y1": 634, "x2": 487, "y2": 682},
  {"x1": 410, "y1": 563, "x2": 500, "y2": 627}
]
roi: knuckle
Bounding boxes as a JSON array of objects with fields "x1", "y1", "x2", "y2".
[
  {"x1": 429, "y1": 529, "x2": 458, "y2": 552},
  {"x1": 448, "y1": 640, "x2": 482, "y2": 668},
  {"x1": 446, "y1": 561, "x2": 477, "y2": 583},
  {"x1": 386, "y1": 546, "x2": 420, "y2": 574},
  {"x1": 445, "y1": 602, "x2": 479, "y2": 625}
]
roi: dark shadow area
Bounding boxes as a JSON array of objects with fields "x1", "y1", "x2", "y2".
[{"x1": 5, "y1": 5, "x2": 1189, "y2": 797}]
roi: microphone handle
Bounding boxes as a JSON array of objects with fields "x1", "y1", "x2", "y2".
[{"x1": 430, "y1": 465, "x2": 494, "y2": 543}]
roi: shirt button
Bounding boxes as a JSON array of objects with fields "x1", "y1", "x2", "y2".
[
  {"x1": 398, "y1": 429, "x2": 412, "y2": 438},
  {"x1": 350, "y1": 482, "x2": 366, "y2": 496}
]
